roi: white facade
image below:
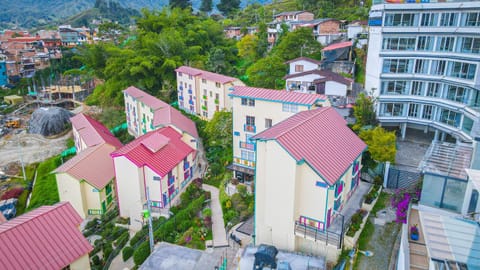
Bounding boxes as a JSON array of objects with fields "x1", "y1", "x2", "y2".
[
  {"x1": 365, "y1": 1, "x2": 480, "y2": 142},
  {"x1": 124, "y1": 91, "x2": 156, "y2": 137},
  {"x1": 230, "y1": 92, "x2": 329, "y2": 181},
  {"x1": 347, "y1": 24, "x2": 367, "y2": 40},
  {"x1": 255, "y1": 140, "x2": 362, "y2": 259},
  {"x1": 113, "y1": 151, "x2": 194, "y2": 231},
  {"x1": 287, "y1": 59, "x2": 319, "y2": 75}
]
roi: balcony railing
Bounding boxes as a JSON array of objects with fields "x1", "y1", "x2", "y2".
[
  {"x1": 244, "y1": 124, "x2": 256, "y2": 133},
  {"x1": 294, "y1": 221, "x2": 343, "y2": 249}
]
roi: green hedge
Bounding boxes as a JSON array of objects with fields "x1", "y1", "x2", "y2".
[
  {"x1": 122, "y1": 246, "x2": 134, "y2": 262},
  {"x1": 133, "y1": 241, "x2": 150, "y2": 266},
  {"x1": 28, "y1": 156, "x2": 62, "y2": 210}
]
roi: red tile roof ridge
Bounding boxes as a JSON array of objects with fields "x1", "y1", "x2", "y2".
[
  {"x1": 230, "y1": 86, "x2": 327, "y2": 104},
  {"x1": 175, "y1": 66, "x2": 238, "y2": 84}
]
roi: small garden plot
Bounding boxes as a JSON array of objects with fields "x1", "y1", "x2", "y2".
[{"x1": 346, "y1": 209, "x2": 368, "y2": 237}]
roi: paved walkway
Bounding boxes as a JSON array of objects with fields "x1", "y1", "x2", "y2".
[{"x1": 202, "y1": 184, "x2": 228, "y2": 248}]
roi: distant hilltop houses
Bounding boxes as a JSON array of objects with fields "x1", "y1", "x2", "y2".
[{"x1": 0, "y1": 23, "x2": 113, "y2": 87}]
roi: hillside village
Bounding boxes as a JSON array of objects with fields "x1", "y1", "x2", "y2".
[{"x1": 0, "y1": 0, "x2": 480, "y2": 270}]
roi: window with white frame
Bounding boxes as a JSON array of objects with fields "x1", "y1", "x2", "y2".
[
  {"x1": 241, "y1": 150, "x2": 255, "y2": 161},
  {"x1": 417, "y1": 36, "x2": 434, "y2": 51},
  {"x1": 420, "y1": 12, "x2": 438, "y2": 26},
  {"x1": 202, "y1": 79, "x2": 206, "y2": 83},
  {"x1": 448, "y1": 61, "x2": 476, "y2": 80},
  {"x1": 282, "y1": 103, "x2": 299, "y2": 113},
  {"x1": 440, "y1": 108, "x2": 460, "y2": 127},
  {"x1": 422, "y1": 105, "x2": 434, "y2": 120},
  {"x1": 382, "y1": 37, "x2": 416, "y2": 51},
  {"x1": 383, "y1": 103, "x2": 404, "y2": 116},
  {"x1": 382, "y1": 80, "x2": 407, "y2": 95},
  {"x1": 465, "y1": 12, "x2": 480, "y2": 26},
  {"x1": 246, "y1": 115, "x2": 255, "y2": 126},
  {"x1": 411, "y1": 81, "x2": 424, "y2": 96},
  {"x1": 431, "y1": 60, "x2": 447, "y2": 76},
  {"x1": 437, "y1": 37, "x2": 455, "y2": 52},
  {"x1": 440, "y1": 12, "x2": 458, "y2": 27},
  {"x1": 408, "y1": 103, "x2": 420, "y2": 118},
  {"x1": 459, "y1": 37, "x2": 480, "y2": 54},
  {"x1": 265, "y1": 118, "x2": 272, "y2": 128},
  {"x1": 383, "y1": 59, "x2": 413, "y2": 73},
  {"x1": 426, "y1": 82, "x2": 441, "y2": 97},
  {"x1": 414, "y1": 59, "x2": 429, "y2": 74},
  {"x1": 384, "y1": 13, "x2": 416, "y2": 26},
  {"x1": 446, "y1": 85, "x2": 467, "y2": 103}
]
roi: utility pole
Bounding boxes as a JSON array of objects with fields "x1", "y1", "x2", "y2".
[{"x1": 145, "y1": 187, "x2": 154, "y2": 253}]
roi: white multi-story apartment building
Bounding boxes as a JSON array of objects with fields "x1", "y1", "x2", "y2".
[
  {"x1": 228, "y1": 86, "x2": 330, "y2": 182},
  {"x1": 175, "y1": 66, "x2": 245, "y2": 120},
  {"x1": 365, "y1": 0, "x2": 480, "y2": 142}
]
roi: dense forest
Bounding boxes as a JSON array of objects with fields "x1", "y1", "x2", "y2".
[{"x1": 70, "y1": 0, "x2": 370, "y2": 107}]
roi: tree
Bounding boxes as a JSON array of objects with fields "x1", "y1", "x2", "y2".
[
  {"x1": 170, "y1": 0, "x2": 191, "y2": 9},
  {"x1": 98, "y1": 22, "x2": 125, "y2": 45},
  {"x1": 237, "y1": 34, "x2": 259, "y2": 63},
  {"x1": 217, "y1": 0, "x2": 241, "y2": 17},
  {"x1": 352, "y1": 93, "x2": 377, "y2": 131},
  {"x1": 246, "y1": 55, "x2": 285, "y2": 89},
  {"x1": 200, "y1": 0, "x2": 213, "y2": 13},
  {"x1": 272, "y1": 27, "x2": 323, "y2": 61},
  {"x1": 359, "y1": 127, "x2": 397, "y2": 163}
]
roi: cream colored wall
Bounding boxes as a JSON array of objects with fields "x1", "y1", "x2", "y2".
[
  {"x1": 81, "y1": 181, "x2": 102, "y2": 212},
  {"x1": 144, "y1": 166, "x2": 163, "y2": 205},
  {"x1": 255, "y1": 141, "x2": 297, "y2": 251},
  {"x1": 56, "y1": 173, "x2": 87, "y2": 219},
  {"x1": 179, "y1": 130, "x2": 198, "y2": 151},
  {"x1": 295, "y1": 163, "x2": 328, "y2": 224},
  {"x1": 70, "y1": 253, "x2": 91, "y2": 270},
  {"x1": 177, "y1": 72, "x2": 200, "y2": 114},
  {"x1": 124, "y1": 93, "x2": 140, "y2": 137},
  {"x1": 137, "y1": 101, "x2": 154, "y2": 135},
  {"x1": 113, "y1": 156, "x2": 145, "y2": 230},
  {"x1": 232, "y1": 96, "x2": 310, "y2": 163},
  {"x1": 325, "y1": 81, "x2": 347, "y2": 96}
]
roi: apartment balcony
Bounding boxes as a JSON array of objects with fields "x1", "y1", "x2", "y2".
[
  {"x1": 188, "y1": 99, "x2": 194, "y2": 105},
  {"x1": 188, "y1": 89, "x2": 193, "y2": 94},
  {"x1": 178, "y1": 95, "x2": 184, "y2": 101},
  {"x1": 239, "y1": 141, "x2": 255, "y2": 151},
  {"x1": 244, "y1": 124, "x2": 256, "y2": 133},
  {"x1": 294, "y1": 221, "x2": 343, "y2": 249}
]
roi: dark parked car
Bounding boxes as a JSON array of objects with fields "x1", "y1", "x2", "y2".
[{"x1": 253, "y1": 244, "x2": 278, "y2": 270}]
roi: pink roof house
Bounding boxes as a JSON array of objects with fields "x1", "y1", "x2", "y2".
[
  {"x1": 0, "y1": 202, "x2": 93, "y2": 270},
  {"x1": 175, "y1": 66, "x2": 245, "y2": 120},
  {"x1": 252, "y1": 107, "x2": 366, "y2": 259},
  {"x1": 111, "y1": 127, "x2": 196, "y2": 230},
  {"x1": 123, "y1": 86, "x2": 199, "y2": 151},
  {"x1": 56, "y1": 113, "x2": 122, "y2": 218}
]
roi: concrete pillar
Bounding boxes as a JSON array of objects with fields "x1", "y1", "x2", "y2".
[
  {"x1": 383, "y1": 161, "x2": 391, "y2": 188},
  {"x1": 401, "y1": 123, "x2": 407, "y2": 140},
  {"x1": 434, "y1": 130, "x2": 439, "y2": 141},
  {"x1": 441, "y1": 132, "x2": 447, "y2": 141},
  {"x1": 424, "y1": 125, "x2": 429, "y2": 134}
]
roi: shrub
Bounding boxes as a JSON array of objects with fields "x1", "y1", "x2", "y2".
[
  {"x1": 115, "y1": 231, "x2": 130, "y2": 249},
  {"x1": 133, "y1": 241, "x2": 151, "y2": 266},
  {"x1": 391, "y1": 190, "x2": 411, "y2": 223},
  {"x1": 122, "y1": 246, "x2": 134, "y2": 262},
  {"x1": 1, "y1": 187, "x2": 24, "y2": 200},
  {"x1": 116, "y1": 217, "x2": 130, "y2": 225},
  {"x1": 202, "y1": 208, "x2": 212, "y2": 217},
  {"x1": 103, "y1": 242, "x2": 113, "y2": 261},
  {"x1": 130, "y1": 229, "x2": 148, "y2": 247},
  {"x1": 237, "y1": 185, "x2": 247, "y2": 197},
  {"x1": 91, "y1": 255, "x2": 101, "y2": 266}
]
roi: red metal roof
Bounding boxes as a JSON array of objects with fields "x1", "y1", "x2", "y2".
[
  {"x1": 111, "y1": 127, "x2": 194, "y2": 178},
  {"x1": 54, "y1": 144, "x2": 117, "y2": 189},
  {"x1": 70, "y1": 113, "x2": 122, "y2": 149},
  {"x1": 253, "y1": 107, "x2": 366, "y2": 185},
  {"x1": 175, "y1": 66, "x2": 238, "y2": 84},
  {"x1": 230, "y1": 86, "x2": 326, "y2": 105},
  {"x1": 322, "y1": 41, "x2": 353, "y2": 52},
  {"x1": 284, "y1": 57, "x2": 322, "y2": 65},
  {"x1": 0, "y1": 202, "x2": 93, "y2": 270},
  {"x1": 124, "y1": 86, "x2": 199, "y2": 138}
]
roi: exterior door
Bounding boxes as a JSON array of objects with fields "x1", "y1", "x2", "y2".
[{"x1": 327, "y1": 208, "x2": 332, "y2": 228}]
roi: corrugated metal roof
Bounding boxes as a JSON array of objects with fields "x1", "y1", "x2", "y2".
[
  {"x1": 175, "y1": 66, "x2": 238, "y2": 84},
  {"x1": 111, "y1": 127, "x2": 194, "y2": 178},
  {"x1": 0, "y1": 202, "x2": 93, "y2": 270},
  {"x1": 124, "y1": 86, "x2": 199, "y2": 138},
  {"x1": 322, "y1": 41, "x2": 353, "y2": 52},
  {"x1": 70, "y1": 113, "x2": 122, "y2": 149},
  {"x1": 54, "y1": 144, "x2": 117, "y2": 190},
  {"x1": 230, "y1": 86, "x2": 326, "y2": 105},
  {"x1": 284, "y1": 57, "x2": 322, "y2": 65},
  {"x1": 253, "y1": 107, "x2": 366, "y2": 185}
]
